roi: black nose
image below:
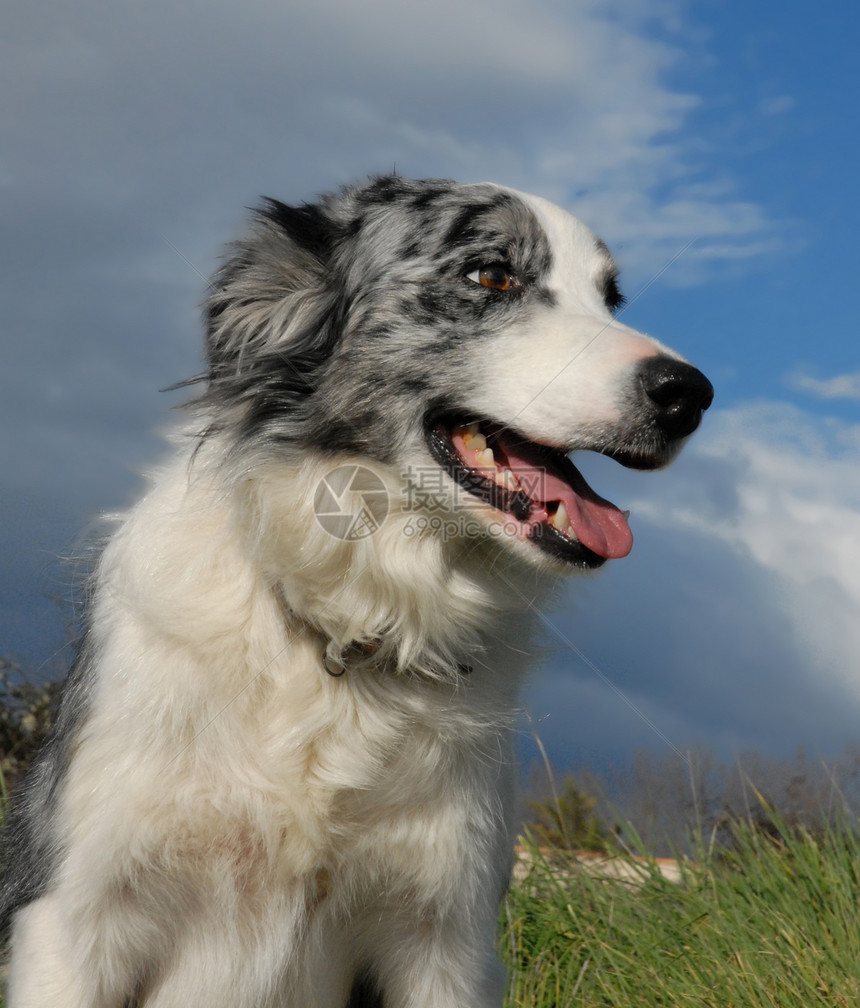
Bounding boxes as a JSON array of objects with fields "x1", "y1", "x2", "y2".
[{"x1": 639, "y1": 355, "x2": 714, "y2": 441}]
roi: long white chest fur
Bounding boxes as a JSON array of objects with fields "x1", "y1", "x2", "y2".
[{"x1": 16, "y1": 441, "x2": 530, "y2": 1005}]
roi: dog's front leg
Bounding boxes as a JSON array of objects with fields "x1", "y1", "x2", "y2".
[
  {"x1": 6, "y1": 893, "x2": 118, "y2": 1008},
  {"x1": 364, "y1": 894, "x2": 508, "y2": 1008}
]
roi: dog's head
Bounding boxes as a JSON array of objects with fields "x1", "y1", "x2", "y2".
[{"x1": 203, "y1": 176, "x2": 712, "y2": 573}]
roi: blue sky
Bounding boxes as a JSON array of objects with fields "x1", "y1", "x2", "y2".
[{"x1": 3, "y1": 0, "x2": 860, "y2": 772}]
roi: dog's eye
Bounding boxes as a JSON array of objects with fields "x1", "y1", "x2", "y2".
[
  {"x1": 466, "y1": 264, "x2": 521, "y2": 292},
  {"x1": 602, "y1": 272, "x2": 626, "y2": 314}
]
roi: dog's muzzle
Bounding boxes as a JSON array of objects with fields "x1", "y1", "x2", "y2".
[{"x1": 423, "y1": 354, "x2": 713, "y2": 569}]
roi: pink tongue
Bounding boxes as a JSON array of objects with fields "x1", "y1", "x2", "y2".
[
  {"x1": 493, "y1": 437, "x2": 633, "y2": 559},
  {"x1": 535, "y1": 468, "x2": 633, "y2": 559}
]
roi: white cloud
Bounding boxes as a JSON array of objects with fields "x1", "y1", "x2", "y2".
[
  {"x1": 519, "y1": 401, "x2": 860, "y2": 765},
  {"x1": 788, "y1": 370, "x2": 860, "y2": 401},
  {"x1": 759, "y1": 95, "x2": 796, "y2": 116},
  {"x1": 629, "y1": 403, "x2": 860, "y2": 697},
  {"x1": 568, "y1": 187, "x2": 780, "y2": 284}
]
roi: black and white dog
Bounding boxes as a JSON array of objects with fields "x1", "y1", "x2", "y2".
[{"x1": 1, "y1": 177, "x2": 711, "y2": 1007}]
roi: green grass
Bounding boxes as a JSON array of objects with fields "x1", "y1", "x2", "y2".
[{"x1": 502, "y1": 820, "x2": 860, "y2": 1006}]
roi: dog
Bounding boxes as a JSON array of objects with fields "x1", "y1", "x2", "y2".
[{"x1": 0, "y1": 176, "x2": 712, "y2": 1007}]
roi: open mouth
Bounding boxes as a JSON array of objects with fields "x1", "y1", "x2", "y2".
[{"x1": 425, "y1": 417, "x2": 634, "y2": 568}]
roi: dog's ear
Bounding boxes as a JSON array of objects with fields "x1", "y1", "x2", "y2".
[
  {"x1": 255, "y1": 199, "x2": 339, "y2": 266},
  {"x1": 203, "y1": 199, "x2": 344, "y2": 394}
]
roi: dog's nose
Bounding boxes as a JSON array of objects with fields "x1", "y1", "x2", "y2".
[{"x1": 639, "y1": 356, "x2": 714, "y2": 440}]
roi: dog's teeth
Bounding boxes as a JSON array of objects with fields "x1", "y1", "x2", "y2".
[
  {"x1": 464, "y1": 431, "x2": 487, "y2": 451},
  {"x1": 466, "y1": 422, "x2": 480, "y2": 437},
  {"x1": 498, "y1": 469, "x2": 519, "y2": 491},
  {"x1": 622, "y1": 509, "x2": 631, "y2": 521},
  {"x1": 551, "y1": 501, "x2": 570, "y2": 532},
  {"x1": 474, "y1": 447, "x2": 495, "y2": 469}
]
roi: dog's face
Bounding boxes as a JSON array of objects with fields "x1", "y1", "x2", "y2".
[{"x1": 204, "y1": 177, "x2": 712, "y2": 572}]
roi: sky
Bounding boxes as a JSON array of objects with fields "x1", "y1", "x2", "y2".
[{"x1": 3, "y1": 0, "x2": 860, "y2": 775}]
